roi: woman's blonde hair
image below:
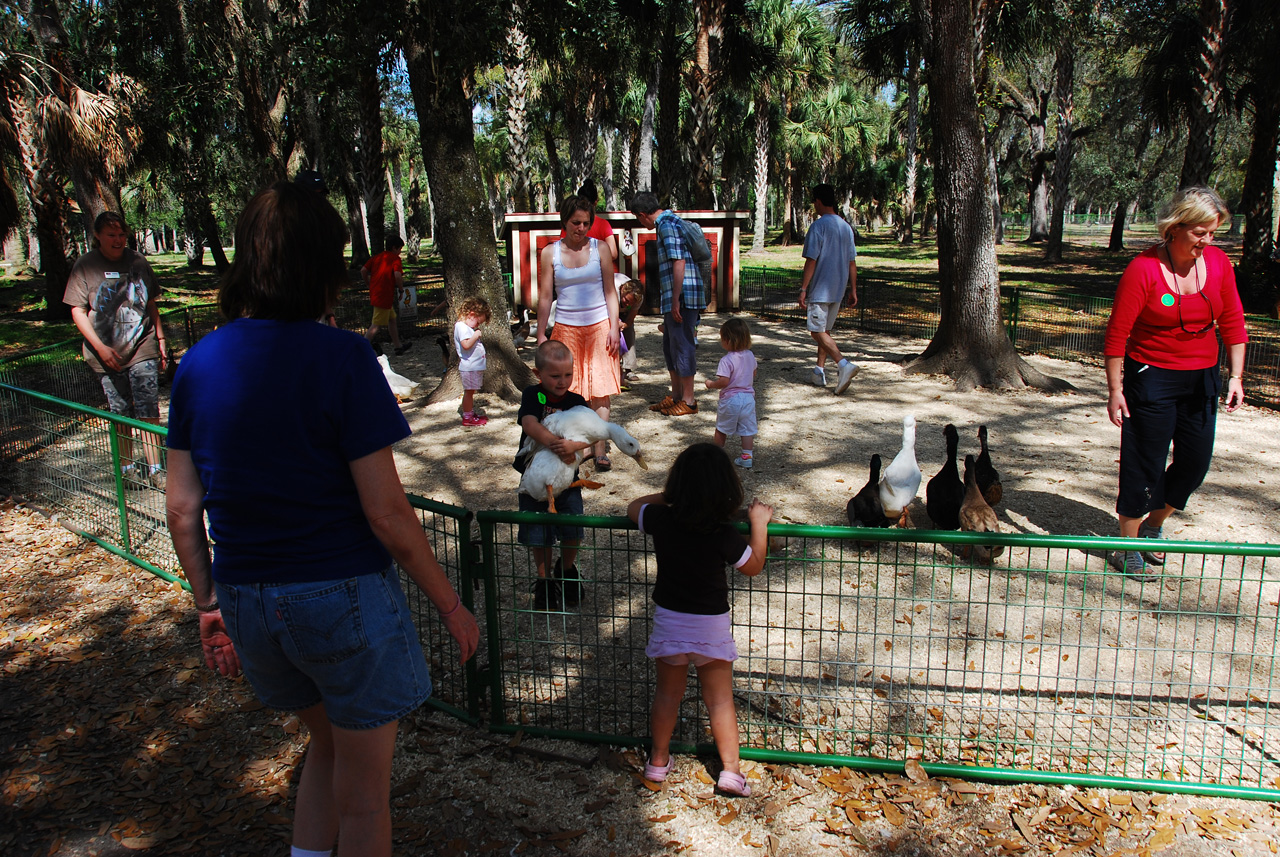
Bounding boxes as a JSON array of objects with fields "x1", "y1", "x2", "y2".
[{"x1": 1156, "y1": 186, "x2": 1230, "y2": 242}]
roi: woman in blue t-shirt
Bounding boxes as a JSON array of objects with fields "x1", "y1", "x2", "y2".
[{"x1": 166, "y1": 182, "x2": 479, "y2": 857}]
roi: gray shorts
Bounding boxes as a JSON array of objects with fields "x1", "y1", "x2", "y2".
[
  {"x1": 661, "y1": 309, "x2": 699, "y2": 377},
  {"x1": 806, "y1": 301, "x2": 841, "y2": 333},
  {"x1": 460, "y1": 370, "x2": 484, "y2": 391},
  {"x1": 100, "y1": 359, "x2": 160, "y2": 420}
]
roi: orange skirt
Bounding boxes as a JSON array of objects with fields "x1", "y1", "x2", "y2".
[{"x1": 552, "y1": 318, "x2": 621, "y2": 400}]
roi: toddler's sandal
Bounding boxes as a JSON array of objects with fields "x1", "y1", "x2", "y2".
[
  {"x1": 717, "y1": 770, "x2": 751, "y2": 797},
  {"x1": 644, "y1": 756, "x2": 674, "y2": 783}
]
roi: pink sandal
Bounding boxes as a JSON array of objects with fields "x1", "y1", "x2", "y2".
[
  {"x1": 643, "y1": 755, "x2": 674, "y2": 782},
  {"x1": 717, "y1": 770, "x2": 751, "y2": 797}
]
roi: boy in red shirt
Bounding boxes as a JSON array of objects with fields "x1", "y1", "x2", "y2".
[{"x1": 362, "y1": 236, "x2": 410, "y2": 355}]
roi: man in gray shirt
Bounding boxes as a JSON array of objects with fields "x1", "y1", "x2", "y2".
[{"x1": 798, "y1": 184, "x2": 859, "y2": 394}]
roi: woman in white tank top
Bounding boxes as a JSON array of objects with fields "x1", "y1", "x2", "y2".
[{"x1": 537, "y1": 195, "x2": 621, "y2": 466}]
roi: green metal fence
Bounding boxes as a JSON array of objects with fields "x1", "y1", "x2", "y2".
[
  {"x1": 4, "y1": 376, "x2": 1280, "y2": 797},
  {"x1": 0, "y1": 380, "x2": 484, "y2": 719},
  {"x1": 737, "y1": 267, "x2": 1280, "y2": 411},
  {"x1": 476, "y1": 510, "x2": 1280, "y2": 799}
]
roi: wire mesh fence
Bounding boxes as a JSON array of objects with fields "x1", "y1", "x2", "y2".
[
  {"x1": 735, "y1": 267, "x2": 1280, "y2": 411},
  {"x1": 475, "y1": 511, "x2": 1280, "y2": 796}
]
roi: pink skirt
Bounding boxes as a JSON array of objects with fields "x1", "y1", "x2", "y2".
[
  {"x1": 552, "y1": 319, "x2": 621, "y2": 399},
  {"x1": 646, "y1": 606, "x2": 738, "y2": 664}
]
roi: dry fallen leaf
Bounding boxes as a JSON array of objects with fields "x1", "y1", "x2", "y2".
[{"x1": 904, "y1": 760, "x2": 928, "y2": 783}]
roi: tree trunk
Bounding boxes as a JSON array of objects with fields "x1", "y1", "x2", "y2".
[
  {"x1": 908, "y1": 0, "x2": 1070, "y2": 392},
  {"x1": 505, "y1": 0, "x2": 533, "y2": 212},
  {"x1": 2, "y1": 76, "x2": 71, "y2": 320},
  {"x1": 405, "y1": 173, "x2": 426, "y2": 263},
  {"x1": 781, "y1": 149, "x2": 796, "y2": 246},
  {"x1": 901, "y1": 54, "x2": 920, "y2": 244},
  {"x1": 1045, "y1": 46, "x2": 1078, "y2": 264},
  {"x1": 750, "y1": 97, "x2": 769, "y2": 253},
  {"x1": 619, "y1": 125, "x2": 633, "y2": 200},
  {"x1": 603, "y1": 130, "x2": 617, "y2": 210},
  {"x1": 199, "y1": 195, "x2": 229, "y2": 271},
  {"x1": 1107, "y1": 198, "x2": 1130, "y2": 252},
  {"x1": 638, "y1": 60, "x2": 658, "y2": 194},
  {"x1": 656, "y1": 16, "x2": 683, "y2": 205},
  {"x1": 356, "y1": 61, "x2": 385, "y2": 256},
  {"x1": 1237, "y1": 61, "x2": 1280, "y2": 313},
  {"x1": 388, "y1": 164, "x2": 407, "y2": 241},
  {"x1": 339, "y1": 171, "x2": 371, "y2": 267},
  {"x1": 403, "y1": 34, "x2": 531, "y2": 400},
  {"x1": 688, "y1": 0, "x2": 725, "y2": 209},
  {"x1": 565, "y1": 78, "x2": 603, "y2": 193},
  {"x1": 544, "y1": 122, "x2": 565, "y2": 203},
  {"x1": 1180, "y1": 0, "x2": 1228, "y2": 188}
]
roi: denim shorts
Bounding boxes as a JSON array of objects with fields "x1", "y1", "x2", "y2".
[
  {"x1": 517, "y1": 487, "x2": 584, "y2": 547},
  {"x1": 217, "y1": 567, "x2": 432, "y2": 729},
  {"x1": 100, "y1": 359, "x2": 160, "y2": 419},
  {"x1": 661, "y1": 309, "x2": 700, "y2": 377}
]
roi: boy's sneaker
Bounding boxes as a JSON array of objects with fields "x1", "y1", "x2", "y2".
[
  {"x1": 531, "y1": 577, "x2": 563, "y2": 611},
  {"x1": 555, "y1": 559, "x2": 583, "y2": 608},
  {"x1": 461, "y1": 413, "x2": 489, "y2": 426},
  {"x1": 834, "y1": 362, "x2": 860, "y2": 395},
  {"x1": 735, "y1": 453, "x2": 753, "y2": 469},
  {"x1": 811, "y1": 368, "x2": 827, "y2": 387}
]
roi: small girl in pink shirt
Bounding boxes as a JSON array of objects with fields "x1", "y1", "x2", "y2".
[{"x1": 705, "y1": 317, "x2": 758, "y2": 469}]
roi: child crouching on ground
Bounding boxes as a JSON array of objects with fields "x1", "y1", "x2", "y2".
[
  {"x1": 705, "y1": 317, "x2": 758, "y2": 469},
  {"x1": 454, "y1": 297, "x2": 491, "y2": 426},
  {"x1": 628, "y1": 443, "x2": 773, "y2": 796},
  {"x1": 617, "y1": 276, "x2": 646, "y2": 386},
  {"x1": 514, "y1": 341, "x2": 593, "y2": 610}
]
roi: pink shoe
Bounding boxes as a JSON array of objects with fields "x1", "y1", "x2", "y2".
[
  {"x1": 461, "y1": 414, "x2": 489, "y2": 426},
  {"x1": 643, "y1": 755, "x2": 674, "y2": 782},
  {"x1": 716, "y1": 770, "x2": 751, "y2": 797}
]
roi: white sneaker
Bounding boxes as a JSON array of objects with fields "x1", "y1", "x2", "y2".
[
  {"x1": 834, "y1": 362, "x2": 860, "y2": 395},
  {"x1": 811, "y1": 368, "x2": 827, "y2": 387},
  {"x1": 735, "y1": 454, "x2": 754, "y2": 469}
]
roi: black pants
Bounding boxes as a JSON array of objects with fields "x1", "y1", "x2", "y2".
[{"x1": 1116, "y1": 356, "x2": 1221, "y2": 518}]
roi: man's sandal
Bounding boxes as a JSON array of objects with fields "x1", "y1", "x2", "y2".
[{"x1": 649, "y1": 396, "x2": 675, "y2": 412}]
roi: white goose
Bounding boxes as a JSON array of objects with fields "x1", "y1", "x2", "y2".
[
  {"x1": 518, "y1": 406, "x2": 648, "y2": 512},
  {"x1": 377, "y1": 355, "x2": 418, "y2": 401},
  {"x1": 878, "y1": 414, "x2": 922, "y2": 528}
]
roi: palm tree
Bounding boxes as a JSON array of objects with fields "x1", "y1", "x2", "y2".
[
  {"x1": 744, "y1": 0, "x2": 831, "y2": 252},
  {"x1": 830, "y1": 0, "x2": 925, "y2": 242}
]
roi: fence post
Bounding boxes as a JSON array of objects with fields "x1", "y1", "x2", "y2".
[
  {"x1": 457, "y1": 511, "x2": 486, "y2": 722},
  {"x1": 1009, "y1": 287, "x2": 1021, "y2": 347},
  {"x1": 477, "y1": 517, "x2": 507, "y2": 727},
  {"x1": 108, "y1": 422, "x2": 132, "y2": 553}
]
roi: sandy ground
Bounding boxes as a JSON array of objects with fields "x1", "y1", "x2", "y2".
[{"x1": 384, "y1": 315, "x2": 1280, "y2": 547}]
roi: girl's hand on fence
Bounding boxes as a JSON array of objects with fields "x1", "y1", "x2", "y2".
[
  {"x1": 1107, "y1": 389, "x2": 1129, "y2": 427},
  {"x1": 442, "y1": 605, "x2": 480, "y2": 663},
  {"x1": 198, "y1": 611, "x2": 241, "y2": 678}
]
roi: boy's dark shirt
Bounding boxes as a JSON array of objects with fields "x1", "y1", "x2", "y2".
[{"x1": 512, "y1": 384, "x2": 589, "y2": 473}]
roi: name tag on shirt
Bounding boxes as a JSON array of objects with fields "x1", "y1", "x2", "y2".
[{"x1": 105, "y1": 272, "x2": 120, "y2": 279}]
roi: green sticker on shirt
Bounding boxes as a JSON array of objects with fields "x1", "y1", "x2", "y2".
[
  {"x1": 1160, "y1": 293, "x2": 1176, "y2": 307},
  {"x1": 538, "y1": 391, "x2": 547, "y2": 405}
]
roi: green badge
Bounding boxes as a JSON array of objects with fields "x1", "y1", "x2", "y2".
[
  {"x1": 538, "y1": 391, "x2": 547, "y2": 405},
  {"x1": 1161, "y1": 293, "x2": 1176, "y2": 307}
]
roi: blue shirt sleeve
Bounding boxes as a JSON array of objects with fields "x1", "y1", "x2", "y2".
[{"x1": 336, "y1": 340, "x2": 412, "y2": 462}]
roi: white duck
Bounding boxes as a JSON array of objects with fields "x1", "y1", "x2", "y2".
[
  {"x1": 377, "y1": 354, "x2": 419, "y2": 401},
  {"x1": 878, "y1": 414, "x2": 922, "y2": 528},
  {"x1": 518, "y1": 406, "x2": 648, "y2": 512}
]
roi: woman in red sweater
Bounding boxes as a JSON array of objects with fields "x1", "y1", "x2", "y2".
[{"x1": 1103, "y1": 186, "x2": 1248, "y2": 577}]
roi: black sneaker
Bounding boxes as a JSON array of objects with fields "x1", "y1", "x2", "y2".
[
  {"x1": 394, "y1": 342, "x2": 413, "y2": 355},
  {"x1": 555, "y1": 558, "x2": 583, "y2": 608},
  {"x1": 531, "y1": 577, "x2": 562, "y2": 611}
]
